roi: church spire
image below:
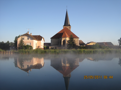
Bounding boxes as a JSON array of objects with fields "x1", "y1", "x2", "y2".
[
  {"x1": 63, "y1": 74, "x2": 71, "y2": 90},
  {"x1": 64, "y1": 10, "x2": 70, "y2": 26},
  {"x1": 63, "y1": 10, "x2": 71, "y2": 30}
]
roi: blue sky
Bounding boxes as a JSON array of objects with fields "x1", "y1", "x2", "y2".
[{"x1": 0, "y1": 0, "x2": 121, "y2": 45}]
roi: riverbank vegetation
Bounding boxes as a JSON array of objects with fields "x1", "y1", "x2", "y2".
[
  {"x1": 0, "y1": 48, "x2": 121, "y2": 54},
  {"x1": 17, "y1": 49, "x2": 121, "y2": 54}
]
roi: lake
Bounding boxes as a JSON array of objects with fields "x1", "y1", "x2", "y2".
[{"x1": 0, "y1": 54, "x2": 121, "y2": 90}]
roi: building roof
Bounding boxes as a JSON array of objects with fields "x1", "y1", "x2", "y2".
[
  {"x1": 51, "y1": 27, "x2": 79, "y2": 39},
  {"x1": 21, "y1": 33, "x2": 44, "y2": 41},
  {"x1": 86, "y1": 42, "x2": 114, "y2": 46},
  {"x1": 32, "y1": 35, "x2": 43, "y2": 41},
  {"x1": 86, "y1": 41, "x2": 96, "y2": 44},
  {"x1": 64, "y1": 10, "x2": 70, "y2": 26},
  {"x1": 96, "y1": 42, "x2": 114, "y2": 46},
  {"x1": 79, "y1": 40, "x2": 85, "y2": 45}
]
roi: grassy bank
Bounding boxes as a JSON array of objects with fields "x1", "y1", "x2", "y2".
[{"x1": 0, "y1": 49, "x2": 121, "y2": 54}]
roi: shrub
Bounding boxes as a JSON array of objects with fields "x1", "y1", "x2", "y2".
[
  {"x1": 44, "y1": 46, "x2": 47, "y2": 49},
  {"x1": 19, "y1": 45, "x2": 33, "y2": 50},
  {"x1": 44, "y1": 46, "x2": 49, "y2": 49},
  {"x1": 33, "y1": 48, "x2": 44, "y2": 54},
  {"x1": 79, "y1": 46, "x2": 87, "y2": 49},
  {"x1": 24, "y1": 45, "x2": 33, "y2": 50},
  {"x1": 0, "y1": 48, "x2": 3, "y2": 51}
]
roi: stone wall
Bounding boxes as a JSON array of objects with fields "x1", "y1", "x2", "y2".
[
  {"x1": 73, "y1": 38, "x2": 79, "y2": 46},
  {"x1": 51, "y1": 37, "x2": 79, "y2": 46},
  {"x1": 63, "y1": 26, "x2": 71, "y2": 30},
  {"x1": 51, "y1": 39, "x2": 59, "y2": 46}
]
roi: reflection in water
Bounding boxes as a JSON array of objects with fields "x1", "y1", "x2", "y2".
[
  {"x1": 0, "y1": 56, "x2": 9, "y2": 60},
  {"x1": 14, "y1": 57, "x2": 44, "y2": 73},
  {"x1": 119, "y1": 58, "x2": 121, "y2": 66},
  {"x1": 1, "y1": 54, "x2": 121, "y2": 90},
  {"x1": 51, "y1": 58, "x2": 79, "y2": 90},
  {"x1": 87, "y1": 57, "x2": 113, "y2": 61}
]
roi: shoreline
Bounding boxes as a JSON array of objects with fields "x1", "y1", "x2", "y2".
[{"x1": 0, "y1": 49, "x2": 121, "y2": 54}]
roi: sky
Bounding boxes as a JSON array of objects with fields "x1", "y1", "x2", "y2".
[{"x1": 0, "y1": 0, "x2": 121, "y2": 45}]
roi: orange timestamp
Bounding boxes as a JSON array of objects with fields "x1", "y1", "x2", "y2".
[{"x1": 84, "y1": 75, "x2": 113, "y2": 79}]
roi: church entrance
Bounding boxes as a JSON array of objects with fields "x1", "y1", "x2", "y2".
[{"x1": 63, "y1": 40, "x2": 65, "y2": 46}]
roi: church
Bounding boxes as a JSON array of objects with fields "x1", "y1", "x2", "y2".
[{"x1": 51, "y1": 10, "x2": 79, "y2": 48}]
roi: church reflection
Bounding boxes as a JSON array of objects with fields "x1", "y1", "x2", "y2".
[
  {"x1": 51, "y1": 58, "x2": 79, "y2": 90},
  {"x1": 14, "y1": 57, "x2": 44, "y2": 73}
]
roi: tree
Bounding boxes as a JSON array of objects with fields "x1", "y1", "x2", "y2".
[
  {"x1": 118, "y1": 38, "x2": 121, "y2": 46},
  {"x1": 23, "y1": 45, "x2": 33, "y2": 50},
  {"x1": 0, "y1": 41, "x2": 10, "y2": 50},
  {"x1": 14, "y1": 35, "x2": 20, "y2": 49},
  {"x1": 67, "y1": 35, "x2": 76, "y2": 49},
  {"x1": 6, "y1": 41, "x2": 9, "y2": 44},
  {"x1": 18, "y1": 38, "x2": 24, "y2": 49},
  {"x1": 9, "y1": 42, "x2": 14, "y2": 47},
  {"x1": 92, "y1": 43, "x2": 100, "y2": 49}
]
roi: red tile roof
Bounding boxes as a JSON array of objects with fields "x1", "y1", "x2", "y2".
[
  {"x1": 58, "y1": 66, "x2": 78, "y2": 76},
  {"x1": 51, "y1": 27, "x2": 79, "y2": 39},
  {"x1": 21, "y1": 33, "x2": 43, "y2": 41},
  {"x1": 32, "y1": 35, "x2": 43, "y2": 41}
]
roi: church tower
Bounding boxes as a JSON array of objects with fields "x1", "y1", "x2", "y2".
[
  {"x1": 51, "y1": 10, "x2": 79, "y2": 47},
  {"x1": 63, "y1": 10, "x2": 71, "y2": 30}
]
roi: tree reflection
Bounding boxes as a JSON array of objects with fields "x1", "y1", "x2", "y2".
[
  {"x1": 0, "y1": 57, "x2": 9, "y2": 60},
  {"x1": 119, "y1": 58, "x2": 121, "y2": 66}
]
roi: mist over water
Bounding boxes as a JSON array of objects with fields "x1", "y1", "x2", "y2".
[{"x1": 0, "y1": 54, "x2": 121, "y2": 90}]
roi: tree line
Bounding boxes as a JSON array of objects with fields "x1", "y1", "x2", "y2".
[{"x1": 0, "y1": 41, "x2": 14, "y2": 50}]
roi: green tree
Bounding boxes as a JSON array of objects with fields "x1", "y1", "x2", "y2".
[
  {"x1": 118, "y1": 38, "x2": 121, "y2": 46},
  {"x1": 19, "y1": 38, "x2": 24, "y2": 49},
  {"x1": 6, "y1": 41, "x2": 9, "y2": 44},
  {"x1": 67, "y1": 35, "x2": 76, "y2": 49},
  {"x1": 0, "y1": 41, "x2": 10, "y2": 50},
  {"x1": 14, "y1": 35, "x2": 20, "y2": 49},
  {"x1": 92, "y1": 43, "x2": 100, "y2": 49},
  {"x1": 9, "y1": 42, "x2": 14, "y2": 47},
  {"x1": 24, "y1": 45, "x2": 32, "y2": 50}
]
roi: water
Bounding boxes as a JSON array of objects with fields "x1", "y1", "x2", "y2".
[{"x1": 0, "y1": 54, "x2": 121, "y2": 90}]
